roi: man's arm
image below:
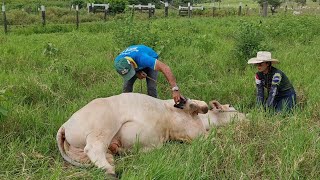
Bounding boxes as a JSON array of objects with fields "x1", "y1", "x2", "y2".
[
  {"x1": 154, "y1": 60, "x2": 181, "y2": 104},
  {"x1": 255, "y1": 74, "x2": 264, "y2": 105},
  {"x1": 266, "y1": 73, "x2": 282, "y2": 107},
  {"x1": 256, "y1": 84, "x2": 265, "y2": 105},
  {"x1": 266, "y1": 85, "x2": 277, "y2": 107},
  {"x1": 154, "y1": 60, "x2": 176, "y2": 88}
]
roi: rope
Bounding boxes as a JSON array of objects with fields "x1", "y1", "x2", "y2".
[
  {"x1": 140, "y1": 79, "x2": 143, "y2": 93},
  {"x1": 146, "y1": 75, "x2": 157, "y2": 82},
  {"x1": 218, "y1": 110, "x2": 239, "y2": 113},
  {"x1": 139, "y1": 76, "x2": 157, "y2": 94}
]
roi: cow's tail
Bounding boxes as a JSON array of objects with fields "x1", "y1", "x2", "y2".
[{"x1": 56, "y1": 126, "x2": 89, "y2": 168}]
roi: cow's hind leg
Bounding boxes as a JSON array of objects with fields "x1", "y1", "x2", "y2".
[{"x1": 84, "y1": 132, "x2": 115, "y2": 175}]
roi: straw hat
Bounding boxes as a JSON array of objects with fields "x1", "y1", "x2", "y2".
[{"x1": 247, "y1": 51, "x2": 279, "y2": 64}]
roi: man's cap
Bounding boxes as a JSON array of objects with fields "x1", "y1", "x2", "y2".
[
  {"x1": 247, "y1": 51, "x2": 279, "y2": 64},
  {"x1": 114, "y1": 58, "x2": 135, "y2": 81}
]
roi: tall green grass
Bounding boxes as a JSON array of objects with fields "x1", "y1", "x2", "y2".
[{"x1": 0, "y1": 14, "x2": 319, "y2": 179}]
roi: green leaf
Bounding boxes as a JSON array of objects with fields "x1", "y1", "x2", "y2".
[{"x1": 0, "y1": 106, "x2": 8, "y2": 116}]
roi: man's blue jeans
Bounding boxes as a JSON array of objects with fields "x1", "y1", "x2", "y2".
[
  {"x1": 273, "y1": 90, "x2": 297, "y2": 112},
  {"x1": 123, "y1": 67, "x2": 158, "y2": 98}
]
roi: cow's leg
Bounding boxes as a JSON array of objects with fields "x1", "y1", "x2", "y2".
[
  {"x1": 106, "y1": 151, "x2": 115, "y2": 166},
  {"x1": 84, "y1": 132, "x2": 115, "y2": 175}
]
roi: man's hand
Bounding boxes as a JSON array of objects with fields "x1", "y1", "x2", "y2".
[
  {"x1": 136, "y1": 71, "x2": 147, "y2": 79},
  {"x1": 172, "y1": 90, "x2": 181, "y2": 104}
]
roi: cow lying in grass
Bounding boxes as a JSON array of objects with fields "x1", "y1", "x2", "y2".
[
  {"x1": 56, "y1": 93, "x2": 209, "y2": 176},
  {"x1": 199, "y1": 100, "x2": 246, "y2": 130},
  {"x1": 108, "y1": 100, "x2": 246, "y2": 154}
]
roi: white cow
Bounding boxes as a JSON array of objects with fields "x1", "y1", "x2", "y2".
[
  {"x1": 56, "y1": 93, "x2": 209, "y2": 176},
  {"x1": 109, "y1": 100, "x2": 246, "y2": 154},
  {"x1": 199, "y1": 100, "x2": 246, "y2": 130}
]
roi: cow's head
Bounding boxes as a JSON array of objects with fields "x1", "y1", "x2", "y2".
[
  {"x1": 177, "y1": 98, "x2": 208, "y2": 115},
  {"x1": 209, "y1": 100, "x2": 237, "y2": 113},
  {"x1": 168, "y1": 98, "x2": 208, "y2": 142},
  {"x1": 208, "y1": 100, "x2": 246, "y2": 122}
]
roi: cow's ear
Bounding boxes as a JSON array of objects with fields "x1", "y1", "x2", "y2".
[
  {"x1": 186, "y1": 102, "x2": 199, "y2": 114},
  {"x1": 189, "y1": 103, "x2": 199, "y2": 113},
  {"x1": 209, "y1": 100, "x2": 222, "y2": 111}
]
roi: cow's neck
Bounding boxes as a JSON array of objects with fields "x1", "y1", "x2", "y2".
[{"x1": 167, "y1": 113, "x2": 204, "y2": 142}]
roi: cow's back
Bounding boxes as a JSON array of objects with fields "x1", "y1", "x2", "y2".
[
  {"x1": 62, "y1": 93, "x2": 171, "y2": 148},
  {"x1": 108, "y1": 93, "x2": 173, "y2": 149}
]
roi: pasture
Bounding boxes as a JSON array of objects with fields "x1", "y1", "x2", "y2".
[{"x1": 1, "y1": 2, "x2": 320, "y2": 179}]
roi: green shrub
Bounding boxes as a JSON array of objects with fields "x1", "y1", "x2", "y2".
[
  {"x1": 71, "y1": 0, "x2": 85, "y2": 9},
  {"x1": 46, "y1": 7, "x2": 72, "y2": 18},
  {"x1": 109, "y1": 0, "x2": 127, "y2": 14},
  {"x1": 6, "y1": 0, "x2": 70, "y2": 10},
  {"x1": 43, "y1": 43, "x2": 59, "y2": 57},
  {"x1": 113, "y1": 16, "x2": 161, "y2": 49},
  {"x1": 128, "y1": 0, "x2": 162, "y2": 8},
  {"x1": 233, "y1": 20, "x2": 266, "y2": 67},
  {"x1": 43, "y1": 1, "x2": 70, "y2": 8},
  {"x1": 264, "y1": 16, "x2": 319, "y2": 45},
  {"x1": 23, "y1": 4, "x2": 40, "y2": 14},
  {"x1": 6, "y1": 9, "x2": 39, "y2": 25}
]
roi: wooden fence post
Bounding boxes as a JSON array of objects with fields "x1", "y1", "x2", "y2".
[
  {"x1": 245, "y1": 4, "x2": 249, "y2": 15},
  {"x1": 271, "y1": 6, "x2": 275, "y2": 15},
  {"x1": 41, "y1": 5, "x2": 46, "y2": 26},
  {"x1": 139, "y1": 4, "x2": 142, "y2": 12},
  {"x1": 2, "y1": 3, "x2": 7, "y2": 34},
  {"x1": 262, "y1": 0, "x2": 267, "y2": 17},
  {"x1": 104, "y1": 4, "x2": 109, "y2": 21},
  {"x1": 285, "y1": 5, "x2": 287, "y2": 14},
  {"x1": 212, "y1": 2, "x2": 215, "y2": 17},
  {"x1": 93, "y1": 3, "x2": 96, "y2": 13},
  {"x1": 164, "y1": 2, "x2": 168, "y2": 17},
  {"x1": 188, "y1": 2, "x2": 191, "y2": 18},
  {"x1": 238, "y1": 2, "x2": 242, "y2": 16},
  {"x1": 76, "y1": 5, "x2": 79, "y2": 29},
  {"x1": 131, "y1": 5, "x2": 135, "y2": 17},
  {"x1": 87, "y1": 3, "x2": 91, "y2": 13},
  {"x1": 148, "y1": 3, "x2": 152, "y2": 18}
]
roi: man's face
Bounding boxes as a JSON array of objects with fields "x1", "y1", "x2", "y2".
[{"x1": 255, "y1": 62, "x2": 268, "y2": 73}]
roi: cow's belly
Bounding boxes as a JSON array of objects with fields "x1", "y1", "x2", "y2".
[{"x1": 118, "y1": 121, "x2": 164, "y2": 150}]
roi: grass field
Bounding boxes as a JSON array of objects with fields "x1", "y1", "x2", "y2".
[
  {"x1": 0, "y1": 8, "x2": 320, "y2": 180},
  {"x1": 1, "y1": 0, "x2": 320, "y2": 26}
]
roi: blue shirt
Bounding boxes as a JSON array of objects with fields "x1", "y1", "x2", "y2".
[{"x1": 115, "y1": 45, "x2": 159, "y2": 71}]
